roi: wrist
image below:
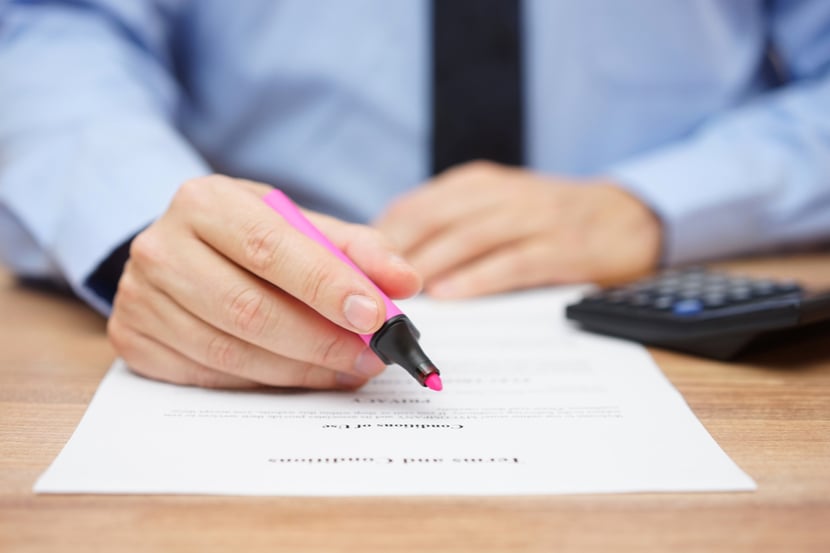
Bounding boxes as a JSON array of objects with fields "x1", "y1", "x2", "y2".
[{"x1": 594, "y1": 180, "x2": 664, "y2": 276}]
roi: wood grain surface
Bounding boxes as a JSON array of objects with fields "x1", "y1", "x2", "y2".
[{"x1": 1, "y1": 255, "x2": 828, "y2": 553}]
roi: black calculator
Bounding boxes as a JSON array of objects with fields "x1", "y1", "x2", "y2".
[{"x1": 565, "y1": 267, "x2": 830, "y2": 359}]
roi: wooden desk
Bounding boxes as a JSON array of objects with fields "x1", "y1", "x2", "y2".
[{"x1": 1, "y1": 256, "x2": 828, "y2": 553}]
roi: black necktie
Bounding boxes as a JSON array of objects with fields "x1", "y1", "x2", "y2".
[{"x1": 431, "y1": 0, "x2": 524, "y2": 175}]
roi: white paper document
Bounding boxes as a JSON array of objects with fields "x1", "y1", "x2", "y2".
[{"x1": 35, "y1": 287, "x2": 755, "y2": 495}]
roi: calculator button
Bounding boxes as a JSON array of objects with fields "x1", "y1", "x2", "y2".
[
  {"x1": 751, "y1": 280, "x2": 776, "y2": 295},
  {"x1": 630, "y1": 280, "x2": 654, "y2": 292},
  {"x1": 729, "y1": 276, "x2": 753, "y2": 286},
  {"x1": 681, "y1": 273, "x2": 706, "y2": 284},
  {"x1": 652, "y1": 296, "x2": 674, "y2": 310},
  {"x1": 775, "y1": 281, "x2": 801, "y2": 293},
  {"x1": 680, "y1": 281, "x2": 703, "y2": 293},
  {"x1": 672, "y1": 299, "x2": 703, "y2": 316},
  {"x1": 657, "y1": 285, "x2": 679, "y2": 296},
  {"x1": 627, "y1": 293, "x2": 651, "y2": 306},
  {"x1": 703, "y1": 282, "x2": 728, "y2": 292},
  {"x1": 606, "y1": 290, "x2": 628, "y2": 303},
  {"x1": 703, "y1": 293, "x2": 727, "y2": 307},
  {"x1": 727, "y1": 287, "x2": 752, "y2": 301}
]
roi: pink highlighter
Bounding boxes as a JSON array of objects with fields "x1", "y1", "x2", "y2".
[{"x1": 263, "y1": 189, "x2": 443, "y2": 392}]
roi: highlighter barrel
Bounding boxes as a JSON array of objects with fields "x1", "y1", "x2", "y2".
[{"x1": 262, "y1": 188, "x2": 443, "y2": 391}]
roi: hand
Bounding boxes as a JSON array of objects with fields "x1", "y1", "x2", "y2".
[
  {"x1": 108, "y1": 175, "x2": 421, "y2": 389},
  {"x1": 374, "y1": 161, "x2": 661, "y2": 298}
]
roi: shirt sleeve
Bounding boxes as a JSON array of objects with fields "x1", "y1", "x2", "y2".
[
  {"x1": 607, "y1": 0, "x2": 830, "y2": 266},
  {"x1": 0, "y1": 1, "x2": 210, "y2": 315}
]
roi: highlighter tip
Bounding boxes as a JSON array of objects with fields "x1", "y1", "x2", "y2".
[{"x1": 425, "y1": 373, "x2": 443, "y2": 392}]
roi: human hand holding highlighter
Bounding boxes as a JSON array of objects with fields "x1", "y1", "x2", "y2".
[
  {"x1": 262, "y1": 189, "x2": 442, "y2": 390},
  {"x1": 108, "y1": 176, "x2": 422, "y2": 390}
]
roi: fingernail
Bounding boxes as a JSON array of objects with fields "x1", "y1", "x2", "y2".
[
  {"x1": 353, "y1": 348, "x2": 386, "y2": 377},
  {"x1": 336, "y1": 372, "x2": 367, "y2": 389},
  {"x1": 343, "y1": 294, "x2": 380, "y2": 333}
]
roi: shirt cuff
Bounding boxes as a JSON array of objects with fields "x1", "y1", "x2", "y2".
[
  {"x1": 3, "y1": 117, "x2": 211, "y2": 315},
  {"x1": 83, "y1": 231, "x2": 137, "y2": 312},
  {"x1": 606, "y1": 137, "x2": 783, "y2": 267},
  {"x1": 65, "y1": 123, "x2": 210, "y2": 315}
]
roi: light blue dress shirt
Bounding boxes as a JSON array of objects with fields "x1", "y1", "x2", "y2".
[{"x1": 1, "y1": 0, "x2": 829, "y2": 313}]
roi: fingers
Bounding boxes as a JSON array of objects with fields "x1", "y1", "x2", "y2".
[
  {"x1": 404, "y1": 204, "x2": 540, "y2": 283},
  {"x1": 424, "y1": 240, "x2": 557, "y2": 298},
  {"x1": 107, "y1": 316, "x2": 259, "y2": 390},
  {"x1": 108, "y1": 174, "x2": 416, "y2": 390},
  {"x1": 311, "y1": 212, "x2": 422, "y2": 299},
  {"x1": 177, "y1": 177, "x2": 387, "y2": 334},
  {"x1": 110, "y1": 258, "x2": 376, "y2": 388},
  {"x1": 378, "y1": 166, "x2": 663, "y2": 299},
  {"x1": 375, "y1": 161, "x2": 510, "y2": 253},
  {"x1": 127, "y1": 230, "x2": 386, "y2": 380},
  {"x1": 111, "y1": 316, "x2": 369, "y2": 390}
]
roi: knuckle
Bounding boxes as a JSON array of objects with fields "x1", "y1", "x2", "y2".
[
  {"x1": 113, "y1": 271, "x2": 140, "y2": 306},
  {"x1": 298, "y1": 262, "x2": 331, "y2": 306},
  {"x1": 383, "y1": 199, "x2": 411, "y2": 223},
  {"x1": 358, "y1": 225, "x2": 388, "y2": 249},
  {"x1": 201, "y1": 173, "x2": 232, "y2": 187},
  {"x1": 178, "y1": 177, "x2": 202, "y2": 196},
  {"x1": 205, "y1": 333, "x2": 243, "y2": 373},
  {"x1": 129, "y1": 230, "x2": 165, "y2": 268},
  {"x1": 296, "y1": 361, "x2": 324, "y2": 389},
  {"x1": 224, "y1": 285, "x2": 272, "y2": 338},
  {"x1": 173, "y1": 178, "x2": 205, "y2": 210},
  {"x1": 462, "y1": 159, "x2": 497, "y2": 177},
  {"x1": 295, "y1": 363, "x2": 315, "y2": 389},
  {"x1": 312, "y1": 334, "x2": 352, "y2": 370},
  {"x1": 508, "y1": 247, "x2": 535, "y2": 276},
  {"x1": 240, "y1": 220, "x2": 284, "y2": 273},
  {"x1": 107, "y1": 318, "x2": 137, "y2": 362},
  {"x1": 106, "y1": 317, "x2": 123, "y2": 349},
  {"x1": 176, "y1": 174, "x2": 227, "y2": 204},
  {"x1": 349, "y1": 223, "x2": 396, "y2": 253},
  {"x1": 186, "y1": 365, "x2": 224, "y2": 389}
]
